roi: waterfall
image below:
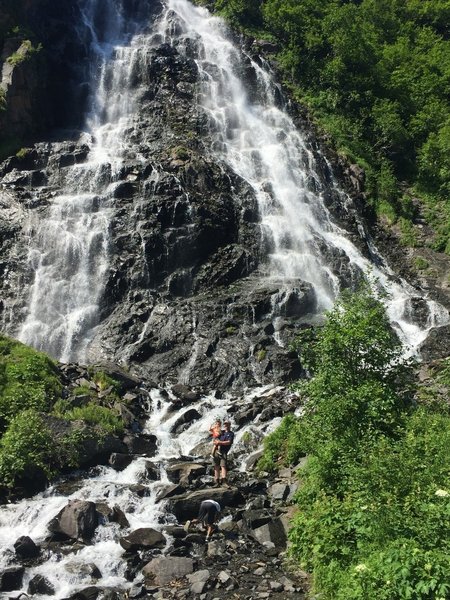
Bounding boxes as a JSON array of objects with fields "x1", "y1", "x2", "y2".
[
  {"x1": 159, "y1": 0, "x2": 449, "y2": 350},
  {"x1": 17, "y1": 0, "x2": 153, "y2": 362},
  {"x1": 12, "y1": 0, "x2": 448, "y2": 361}
]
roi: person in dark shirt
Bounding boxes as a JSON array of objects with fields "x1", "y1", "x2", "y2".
[
  {"x1": 184, "y1": 499, "x2": 221, "y2": 540},
  {"x1": 212, "y1": 420, "x2": 234, "y2": 487}
]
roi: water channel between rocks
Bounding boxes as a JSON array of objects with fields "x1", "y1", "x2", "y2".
[{"x1": 0, "y1": 386, "x2": 293, "y2": 598}]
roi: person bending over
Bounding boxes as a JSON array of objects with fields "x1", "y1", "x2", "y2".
[{"x1": 184, "y1": 499, "x2": 221, "y2": 540}]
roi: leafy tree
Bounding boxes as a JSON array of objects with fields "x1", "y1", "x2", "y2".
[{"x1": 259, "y1": 285, "x2": 450, "y2": 599}]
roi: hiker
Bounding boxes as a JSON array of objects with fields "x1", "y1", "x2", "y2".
[
  {"x1": 212, "y1": 420, "x2": 234, "y2": 487},
  {"x1": 184, "y1": 499, "x2": 221, "y2": 540},
  {"x1": 209, "y1": 418, "x2": 222, "y2": 457}
]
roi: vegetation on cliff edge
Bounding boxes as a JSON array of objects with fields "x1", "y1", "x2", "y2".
[
  {"x1": 0, "y1": 335, "x2": 123, "y2": 492},
  {"x1": 204, "y1": 0, "x2": 450, "y2": 253},
  {"x1": 259, "y1": 285, "x2": 450, "y2": 599}
]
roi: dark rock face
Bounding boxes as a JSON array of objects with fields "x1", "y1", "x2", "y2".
[
  {"x1": 48, "y1": 499, "x2": 98, "y2": 540},
  {"x1": 1, "y1": 0, "x2": 446, "y2": 399},
  {"x1": 0, "y1": 8, "x2": 316, "y2": 392},
  {"x1": 14, "y1": 535, "x2": 40, "y2": 559}
]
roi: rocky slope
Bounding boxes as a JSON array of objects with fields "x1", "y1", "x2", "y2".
[{"x1": 1, "y1": 361, "x2": 308, "y2": 599}]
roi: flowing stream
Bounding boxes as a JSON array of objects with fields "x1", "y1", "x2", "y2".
[
  {"x1": 1, "y1": 0, "x2": 449, "y2": 596},
  {"x1": 0, "y1": 388, "x2": 279, "y2": 598}
]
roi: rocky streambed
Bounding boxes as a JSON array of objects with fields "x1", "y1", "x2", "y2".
[{"x1": 0, "y1": 363, "x2": 307, "y2": 600}]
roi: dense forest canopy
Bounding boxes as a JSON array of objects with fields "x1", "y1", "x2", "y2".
[{"x1": 208, "y1": 0, "x2": 450, "y2": 251}]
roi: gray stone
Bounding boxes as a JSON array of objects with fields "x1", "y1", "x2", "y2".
[
  {"x1": 269, "y1": 580, "x2": 284, "y2": 592},
  {"x1": 142, "y1": 556, "x2": 194, "y2": 585},
  {"x1": 206, "y1": 539, "x2": 227, "y2": 557},
  {"x1": 269, "y1": 482, "x2": 290, "y2": 501},
  {"x1": 28, "y1": 574, "x2": 56, "y2": 595},
  {"x1": 252, "y1": 519, "x2": 287, "y2": 548},
  {"x1": 156, "y1": 483, "x2": 185, "y2": 502},
  {"x1": 217, "y1": 571, "x2": 232, "y2": 584},
  {"x1": 120, "y1": 528, "x2": 166, "y2": 551},
  {"x1": 191, "y1": 581, "x2": 207, "y2": 594},
  {"x1": 186, "y1": 570, "x2": 210, "y2": 584},
  {"x1": 48, "y1": 500, "x2": 98, "y2": 540},
  {"x1": 165, "y1": 462, "x2": 206, "y2": 484}
]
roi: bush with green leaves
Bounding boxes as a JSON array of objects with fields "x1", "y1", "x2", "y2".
[
  {"x1": 259, "y1": 285, "x2": 450, "y2": 599},
  {"x1": 62, "y1": 403, "x2": 123, "y2": 435},
  {"x1": 0, "y1": 409, "x2": 56, "y2": 488},
  {"x1": 0, "y1": 335, "x2": 61, "y2": 432}
]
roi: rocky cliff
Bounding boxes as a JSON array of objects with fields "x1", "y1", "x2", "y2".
[{"x1": 0, "y1": 0, "x2": 448, "y2": 394}]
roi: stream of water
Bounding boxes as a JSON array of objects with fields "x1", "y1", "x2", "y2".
[{"x1": 2, "y1": 0, "x2": 449, "y2": 595}]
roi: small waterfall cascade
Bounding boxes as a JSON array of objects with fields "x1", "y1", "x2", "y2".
[
  {"x1": 0, "y1": 388, "x2": 279, "y2": 598},
  {"x1": 160, "y1": 0, "x2": 449, "y2": 349},
  {"x1": 17, "y1": 0, "x2": 154, "y2": 363}
]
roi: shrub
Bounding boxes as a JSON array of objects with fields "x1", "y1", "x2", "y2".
[
  {"x1": 0, "y1": 335, "x2": 62, "y2": 432},
  {"x1": 0, "y1": 410, "x2": 55, "y2": 488},
  {"x1": 63, "y1": 403, "x2": 123, "y2": 435},
  {"x1": 259, "y1": 284, "x2": 450, "y2": 598}
]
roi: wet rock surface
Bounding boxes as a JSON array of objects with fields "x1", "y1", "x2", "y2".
[
  {"x1": 0, "y1": 0, "x2": 431, "y2": 396},
  {"x1": 1, "y1": 379, "x2": 307, "y2": 599}
]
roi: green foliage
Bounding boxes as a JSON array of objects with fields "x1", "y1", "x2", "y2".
[
  {"x1": 6, "y1": 39, "x2": 42, "y2": 66},
  {"x1": 260, "y1": 285, "x2": 450, "y2": 598},
  {"x1": 256, "y1": 348, "x2": 267, "y2": 362},
  {"x1": 214, "y1": 0, "x2": 263, "y2": 28},
  {"x1": 413, "y1": 256, "x2": 430, "y2": 271},
  {"x1": 0, "y1": 336, "x2": 125, "y2": 490},
  {"x1": 258, "y1": 413, "x2": 304, "y2": 472},
  {"x1": 0, "y1": 409, "x2": 55, "y2": 487},
  {"x1": 63, "y1": 403, "x2": 123, "y2": 435},
  {"x1": 0, "y1": 335, "x2": 62, "y2": 432},
  {"x1": 15, "y1": 147, "x2": 32, "y2": 159},
  {"x1": 213, "y1": 0, "x2": 450, "y2": 243}
]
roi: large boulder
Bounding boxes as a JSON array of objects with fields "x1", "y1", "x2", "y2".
[
  {"x1": 166, "y1": 488, "x2": 245, "y2": 521},
  {"x1": 251, "y1": 518, "x2": 288, "y2": 549},
  {"x1": 165, "y1": 462, "x2": 206, "y2": 484},
  {"x1": 119, "y1": 528, "x2": 166, "y2": 552},
  {"x1": 142, "y1": 556, "x2": 194, "y2": 585},
  {"x1": 0, "y1": 566, "x2": 24, "y2": 592},
  {"x1": 48, "y1": 500, "x2": 98, "y2": 540},
  {"x1": 14, "y1": 535, "x2": 40, "y2": 558},
  {"x1": 28, "y1": 574, "x2": 55, "y2": 595}
]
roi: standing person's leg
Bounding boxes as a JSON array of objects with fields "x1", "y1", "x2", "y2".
[
  {"x1": 220, "y1": 454, "x2": 229, "y2": 486},
  {"x1": 212, "y1": 453, "x2": 220, "y2": 485}
]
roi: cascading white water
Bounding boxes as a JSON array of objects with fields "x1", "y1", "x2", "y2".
[
  {"x1": 160, "y1": 0, "x2": 449, "y2": 349},
  {"x1": 17, "y1": 0, "x2": 152, "y2": 362},
  {"x1": 0, "y1": 388, "x2": 280, "y2": 598},
  {"x1": 2, "y1": 1, "x2": 449, "y2": 596}
]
